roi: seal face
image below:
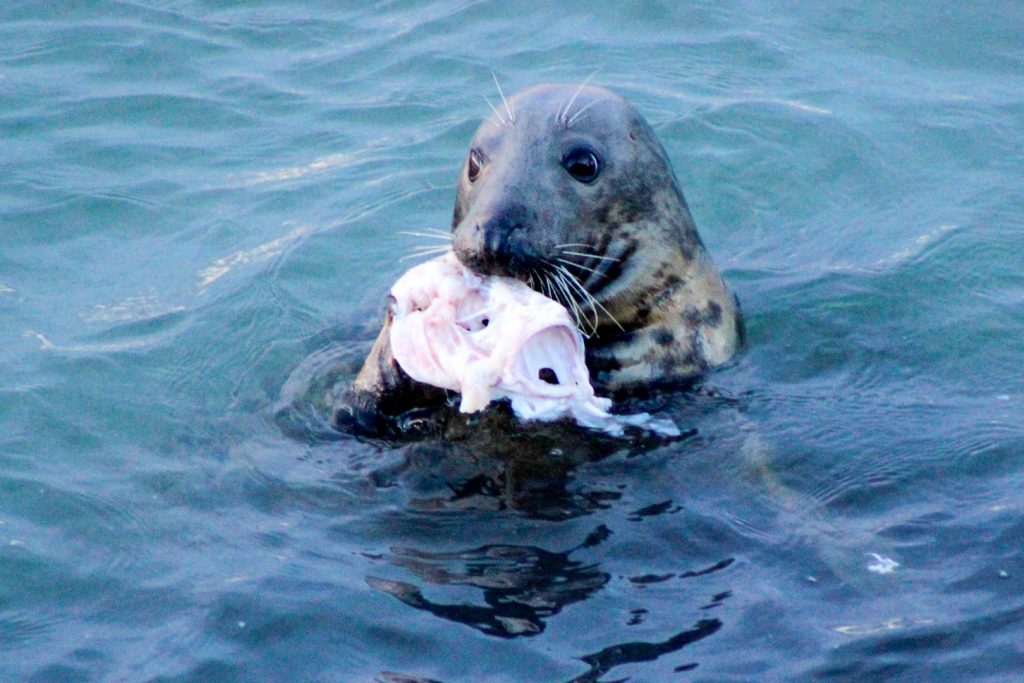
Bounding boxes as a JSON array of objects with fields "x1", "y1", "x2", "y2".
[{"x1": 335, "y1": 83, "x2": 744, "y2": 433}]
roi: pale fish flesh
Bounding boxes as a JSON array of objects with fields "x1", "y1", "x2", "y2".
[{"x1": 389, "y1": 252, "x2": 679, "y2": 437}]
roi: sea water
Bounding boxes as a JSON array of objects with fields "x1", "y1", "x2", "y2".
[{"x1": 2, "y1": 2, "x2": 1023, "y2": 680}]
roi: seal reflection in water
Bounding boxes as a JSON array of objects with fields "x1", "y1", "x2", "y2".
[{"x1": 334, "y1": 83, "x2": 744, "y2": 435}]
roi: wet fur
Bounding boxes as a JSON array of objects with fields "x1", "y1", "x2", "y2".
[{"x1": 334, "y1": 83, "x2": 743, "y2": 433}]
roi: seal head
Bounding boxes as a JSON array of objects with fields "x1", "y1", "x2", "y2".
[{"x1": 450, "y1": 83, "x2": 743, "y2": 390}]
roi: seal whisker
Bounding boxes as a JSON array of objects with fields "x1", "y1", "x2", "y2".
[
  {"x1": 547, "y1": 273, "x2": 569, "y2": 319},
  {"x1": 555, "y1": 242, "x2": 597, "y2": 250},
  {"x1": 541, "y1": 272, "x2": 557, "y2": 302},
  {"x1": 561, "y1": 250, "x2": 619, "y2": 262},
  {"x1": 556, "y1": 265, "x2": 600, "y2": 336},
  {"x1": 408, "y1": 246, "x2": 452, "y2": 254},
  {"x1": 398, "y1": 231, "x2": 452, "y2": 240},
  {"x1": 558, "y1": 264, "x2": 624, "y2": 332},
  {"x1": 403, "y1": 245, "x2": 452, "y2": 257},
  {"x1": 421, "y1": 228, "x2": 454, "y2": 237},
  {"x1": 547, "y1": 266, "x2": 587, "y2": 336},
  {"x1": 482, "y1": 94, "x2": 509, "y2": 128},
  {"x1": 552, "y1": 264, "x2": 598, "y2": 333},
  {"x1": 492, "y1": 72, "x2": 515, "y2": 126},
  {"x1": 545, "y1": 261, "x2": 597, "y2": 337},
  {"x1": 559, "y1": 70, "x2": 600, "y2": 125},
  {"x1": 566, "y1": 98, "x2": 603, "y2": 128},
  {"x1": 556, "y1": 257, "x2": 608, "y2": 278},
  {"x1": 532, "y1": 269, "x2": 552, "y2": 299},
  {"x1": 399, "y1": 248, "x2": 451, "y2": 262},
  {"x1": 583, "y1": 239, "x2": 636, "y2": 297},
  {"x1": 549, "y1": 270, "x2": 574, "y2": 315}
]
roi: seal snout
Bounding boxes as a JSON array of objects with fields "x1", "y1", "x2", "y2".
[{"x1": 452, "y1": 201, "x2": 537, "y2": 278}]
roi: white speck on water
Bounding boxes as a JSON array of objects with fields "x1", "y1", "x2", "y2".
[
  {"x1": 999, "y1": 570, "x2": 1009, "y2": 578},
  {"x1": 771, "y1": 98, "x2": 832, "y2": 114},
  {"x1": 23, "y1": 331, "x2": 57, "y2": 350},
  {"x1": 835, "y1": 616, "x2": 935, "y2": 636},
  {"x1": 197, "y1": 224, "x2": 311, "y2": 288},
  {"x1": 875, "y1": 224, "x2": 961, "y2": 267},
  {"x1": 82, "y1": 292, "x2": 185, "y2": 324},
  {"x1": 996, "y1": 394, "x2": 1011, "y2": 401},
  {"x1": 867, "y1": 553, "x2": 899, "y2": 574},
  {"x1": 237, "y1": 621, "x2": 246, "y2": 628},
  {"x1": 9, "y1": 539, "x2": 25, "y2": 547},
  {"x1": 239, "y1": 150, "x2": 368, "y2": 187}
]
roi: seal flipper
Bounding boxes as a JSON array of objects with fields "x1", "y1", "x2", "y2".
[{"x1": 332, "y1": 306, "x2": 448, "y2": 436}]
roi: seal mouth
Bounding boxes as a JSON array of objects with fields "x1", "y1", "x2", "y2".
[
  {"x1": 454, "y1": 247, "x2": 537, "y2": 283},
  {"x1": 451, "y1": 210, "x2": 624, "y2": 338},
  {"x1": 451, "y1": 246, "x2": 577, "y2": 331}
]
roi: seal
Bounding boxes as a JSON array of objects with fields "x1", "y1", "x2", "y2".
[{"x1": 334, "y1": 83, "x2": 744, "y2": 434}]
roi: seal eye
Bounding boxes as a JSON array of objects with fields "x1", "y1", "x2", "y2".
[
  {"x1": 562, "y1": 147, "x2": 600, "y2": 184},
  {"x1": 467, "y1": 149, "x2": 482, "y2": 183}
]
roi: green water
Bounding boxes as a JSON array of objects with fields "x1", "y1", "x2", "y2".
[{"x1": 2, "y1": 1, "x2": 1023, "y2": 680}]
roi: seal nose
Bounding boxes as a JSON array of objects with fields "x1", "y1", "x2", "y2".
[
  {"x1": 482, "y1": 209, "x2": 522, "y2": 264},
  {"x1": 453, "y1": 202, "x2": 532, "y2": 276}
]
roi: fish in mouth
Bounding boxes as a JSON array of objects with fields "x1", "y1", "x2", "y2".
[{"x1": 388, "y1": 252, "x2": 679, "y2": 436}]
